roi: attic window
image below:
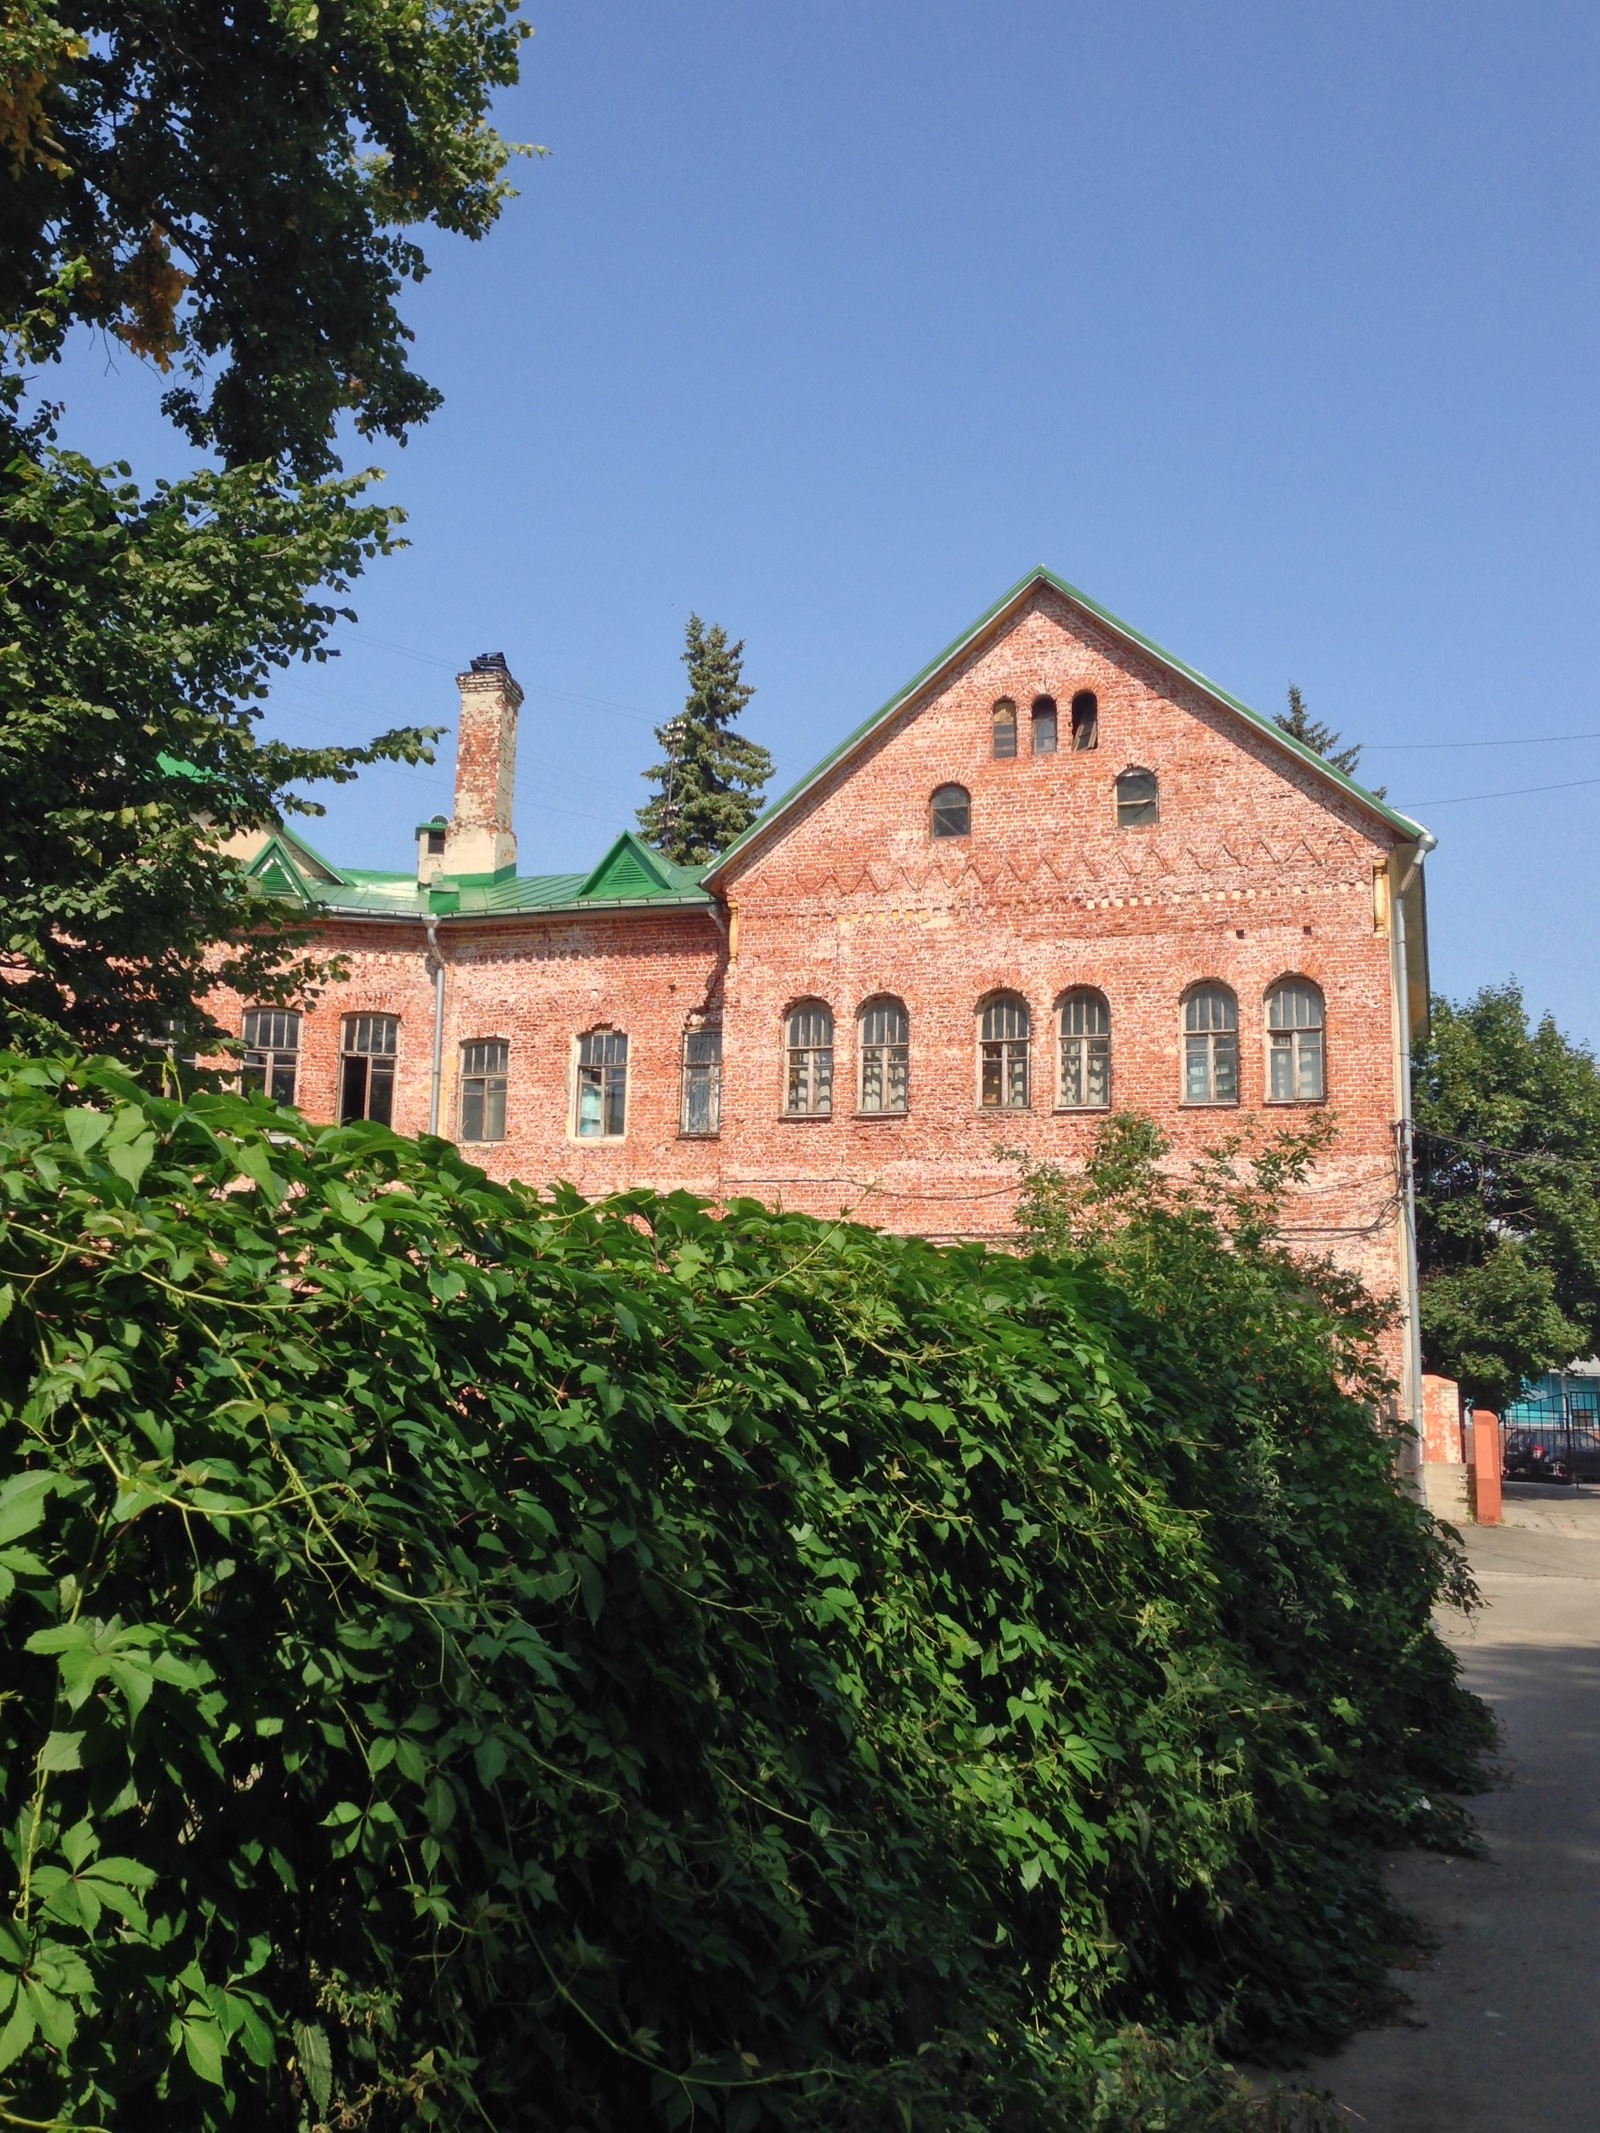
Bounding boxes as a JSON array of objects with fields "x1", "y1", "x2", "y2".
[
  {"x1": 1071, "y1": 692, "x2": 1099, "y2": 750},
  {"x1": 427, "y1": 828, "x2": 446, "y2": 856},
  {"x1": 1115, "y1": 767, "x2": 1158, "y2": 826},
  {"x1": 991, "y1": 699, "x2": 1017, "y2": 759},
  {"x1": 930, "y1": 784, "x2": 971, "y2": 838},
  {"x1": 1031, "y1": 696, "x2": 1058, "y2": 755}
]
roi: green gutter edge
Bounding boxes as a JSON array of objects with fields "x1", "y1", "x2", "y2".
[{"x1": 705, "y1": 567, "x2": 1429, "y2": 884}]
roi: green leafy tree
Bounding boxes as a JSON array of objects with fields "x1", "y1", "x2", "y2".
[
  {"x1": 1275, "y1": 683, "x2": 1385, "y2": 797},
  {"x1": 1, "y1": 0, "x2": 531, "y2": 475},
  {"x1": 0, "y1": 0, "x2": 533, "y2": 1059},
  {"x1": 0, "y1": 445, "x2": 435, "y2": 1058},
  {"x1": 638, "y1": 614, "x2": 773, "y2": 864},
  {"x1": 1413, "y1": 983, "x2": 1600, "y2": 1406}
]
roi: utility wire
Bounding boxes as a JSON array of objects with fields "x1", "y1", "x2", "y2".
[
  {"x1": 1412, "y1": 1122, "x2": 1599, "y2": 1180},
  {"x1": 1367, "y1": 730, "x2": 1600, "y2": 752},
  {"x1": 1404, "y1": 772, "x2": 1600, "y2": 808}
]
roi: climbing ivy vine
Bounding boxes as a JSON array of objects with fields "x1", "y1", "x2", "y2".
[{"x1": 0, "y1": 1059, "x2": 1488, "y2": 2129}]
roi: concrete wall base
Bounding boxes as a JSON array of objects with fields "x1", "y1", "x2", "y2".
[{"x1": 1423, "y1": 1461, "x2": 1471, "y2": 1526}]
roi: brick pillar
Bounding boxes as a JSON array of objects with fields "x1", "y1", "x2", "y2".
[
  {"x1": 1469, "y1": 1410, "x2": 1502, "y2": 1525},
  {"x1": 444, "y1": 652, "x2": 522, "y2": 878}
]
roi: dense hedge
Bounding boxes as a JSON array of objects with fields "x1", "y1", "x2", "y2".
[{"x1": 0, "y1": 1057, "x2": 1488, "y2": 2130}]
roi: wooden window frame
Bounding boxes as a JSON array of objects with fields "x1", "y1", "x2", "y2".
[
  {"x1": 857, "y1": 997, "x2": 909, "y2": 1115},
  {"x1": 680, "y1": 1022, "x2": 723, "y2": 1137},
  {"x1": 979, "y1": 995, "x2": 1031, "y2": 1110},
  {"x1": 1182, "y1": 985, "x2": 1239, "y2": 1106},
  {"x1": 459, "y1": 1037, "x2": 509, "y2": 1143},
  {"x1": 1056, "y1": 990, "x2": 1111, "y2": 1111},
  {"x1": 1265, "y1": 980, "x2": 1326, "y2": 1103},
  {"x1": 241, "y1": 1008, "x2": 301, "y2": 1106},
  {"x1": 576, "y1": 1028, "x2": 629, "y2": 1140},
  {"x1": 784, "y1": 1002, "x2": 834, "y2": 1118},
  {"x1": 340, "y1": 1013, "x2": 398, "y2": 1126}
]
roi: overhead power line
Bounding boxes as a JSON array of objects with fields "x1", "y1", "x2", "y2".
[
  {"x1": 1405, "y1": 772, "x2": 1600, "y2": 808},
  {"x1": 1367, "y1": 730, "x2": 1600, "y2": 752}
]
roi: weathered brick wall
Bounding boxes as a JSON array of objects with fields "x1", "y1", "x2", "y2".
[
  {"x1": 212, "y1": 582, "x2": 1413, "y2": 1383},
  {"x1": 712, "y1": 583, "x2": 1409, "y2": 1366},
  {"x1": 212, "y1": 910, "x2": 727, "y2": 1198}
]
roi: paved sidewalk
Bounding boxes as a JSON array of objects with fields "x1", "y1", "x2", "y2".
[{"x1": 1306, "y1": 1485, "x2": 1600, "y2": 2130}]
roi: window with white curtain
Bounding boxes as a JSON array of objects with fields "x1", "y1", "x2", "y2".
[{"x1": 1266, "y1": 980, "x2": 1326, "y2": 1101}]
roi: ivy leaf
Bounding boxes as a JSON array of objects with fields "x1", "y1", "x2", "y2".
[
  {"x1": 181, "y1": 2014, "x2": 226, "y2": 2087},
  {"x1": 63, "y1": 1108, "x2": 111, "y2": 1158},
  {"x1": 0, "y1": 1470, "x2": 52, "y2": 1547},
  {"x1": 293, "y1": 2020, "x2": 333, "y2": 2112},
  {"x1": 37, "y1": 1731, "x2": 84, "y2": 1772},
  {"x1": 24, "y1": 1980, "x2": 75, "y2": 2052},
  {"x1": 0, "y1": 1992, "x2": 35, "y2": 2073}
]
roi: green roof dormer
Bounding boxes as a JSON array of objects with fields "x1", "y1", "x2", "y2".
[{"x1": 576, "y1": 831, "x2": 681, "y2": 902}]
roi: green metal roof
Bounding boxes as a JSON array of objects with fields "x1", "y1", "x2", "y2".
[
  {"x1": 705, "y1": 567, "x2": 1429, "y2": 882},
  {"x1": 249, "y1": 822, "x2": 713, "y2": 924}
]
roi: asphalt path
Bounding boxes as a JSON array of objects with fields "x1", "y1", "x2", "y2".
[{"x1": 1305, "y1": 1483, "x2": 1600, "y2": 2130}]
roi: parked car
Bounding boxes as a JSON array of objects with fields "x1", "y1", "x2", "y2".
[{"x1": 1502, "y1": 1427, "x2": 1600, "y2": 1483}]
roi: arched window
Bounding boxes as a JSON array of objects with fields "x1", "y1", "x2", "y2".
[
  {"x1": 785, "y1": 1001, "x2": 834, "y2": 1116},
  {"x1": 340, "y1": 1014, "x2": 398, "y2": 1126},
  {"x1": 991, "y1": 699, "x2": 1017, "y2": 760},
  {"x1": 1031, "y1": 695, "x2": 1058, "y2": 755},
  {"x1": 1183, "y1": 986, "x2": 1239, "y2": 1105},
  {"x1": 1266, "y1": 980, "x2": 1326, "y2": 1102},
  {"x1": 1057, "y1": 990, "x2": 1111, "y2": 1110},
  {"x1": 1071, "y1": 691, "x2": 1099, "y2": 751},
  {"x1": 979, "y1": 995, "x2": 1030, "y2": 1109},
  {"x1": 459, "y1": 1039, "x2": 509, "y2": 1143},
  {"x1": 1115, "y1": 767, "x2": 1158, "y2": 826},
  {"x1": 576, "y1": 1029, "x2": 628, "y2": 1138},
  {"x1": 930, "y1": 783, "x2": 971, "y2": 838},
  {"x1": 858, "y1": 998, "x2": 909, "y2": 1113},
  {"x1": 241, "y1": 1009, "x2": 301, "y2": 1105}
]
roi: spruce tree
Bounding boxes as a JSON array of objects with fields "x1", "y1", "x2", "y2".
[
  {"x1": 1275, "y1": 684, "x2": 1385, "y2": 797},
  {"x1": 638, "y1": 616, "x2": 774, "y2": 863}
]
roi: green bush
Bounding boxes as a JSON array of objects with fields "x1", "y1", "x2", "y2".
[{"x1": 0, "y1": 1059, "x2": 1487, "y2": 2129}]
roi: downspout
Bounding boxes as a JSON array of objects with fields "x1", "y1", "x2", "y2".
[
  {"x1": 1391, "y1": 830, "x2": 1437, "y2": 1473},
  {"x1": 423, "y1": 916, "x2": 445, "y2": 1136}
]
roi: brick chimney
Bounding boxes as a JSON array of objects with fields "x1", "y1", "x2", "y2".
[{"x1": 445, "y1": 652, "x2": 522, "y2": 878}]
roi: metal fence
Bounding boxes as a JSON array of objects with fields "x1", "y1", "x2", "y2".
[{"x1": 1502, "y1": 1372, "x2": 1600, "y2": 1484}]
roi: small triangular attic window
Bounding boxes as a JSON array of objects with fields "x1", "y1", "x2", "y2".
[
  {"x1": 246, "y1": 836, "x2": 314, "y2": 903},
  {"x1": 576, "y1": 833, "x2": 676, "y2": 901}
]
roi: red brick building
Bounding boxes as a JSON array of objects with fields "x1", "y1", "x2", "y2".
[{"x1": 224, "y1": 569, "x2": 1434, "y2": 1413}]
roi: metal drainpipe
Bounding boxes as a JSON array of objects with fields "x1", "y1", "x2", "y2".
[
  {"x1": 423, "y1": 916, "x2": 445, "y2": 1137},
  {"x1": 1392, "y1": 830, "x2": 1437, "y2": 1470}
]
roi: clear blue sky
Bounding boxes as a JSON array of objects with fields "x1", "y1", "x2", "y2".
[{"x1": 47, "y1": 1, "x2": 1600, "y2": 1040}]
